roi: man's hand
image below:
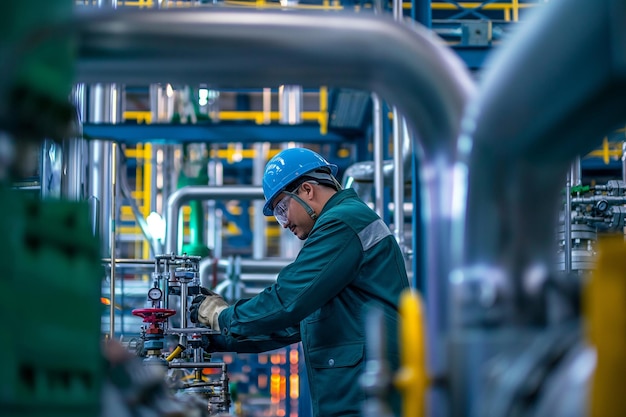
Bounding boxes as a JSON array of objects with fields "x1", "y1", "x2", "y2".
[{"x1": 189, "y1": 288, "x2": 229, "y2": 330}]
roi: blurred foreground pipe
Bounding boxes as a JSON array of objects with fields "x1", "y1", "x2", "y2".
[{"x1": 458, "y1": 0, "x2": 626, "y2": 325}]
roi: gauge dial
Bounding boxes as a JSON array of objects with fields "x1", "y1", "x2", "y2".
[{"x1": 148, "y1": 287, "x2": 163, "y2": 301}]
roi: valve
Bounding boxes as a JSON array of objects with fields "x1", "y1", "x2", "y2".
[{"x1": 132, "y1": 308, "x2": 177, "y2": 323}]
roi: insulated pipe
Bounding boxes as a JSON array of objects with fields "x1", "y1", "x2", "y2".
[
  {"x1": 457, "y1": 0, "x2": 626, "y2": 323},
  {"x1": 165, "y1": 186, "x2": 265, "y2": 255}
]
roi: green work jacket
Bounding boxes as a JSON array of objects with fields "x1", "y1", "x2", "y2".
[{"x1": 214, "y1": 188, "x2": 410, "y2": 416}]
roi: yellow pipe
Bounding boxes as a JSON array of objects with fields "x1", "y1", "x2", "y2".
[
  {"x1": 586, "y1": 235, "x2": 626, "y2": 417},
  {"x1": 166, "y1": 344, "x2": 186, "y2": 362},
  {"x1": 123, "y1": 110, "x2": 329, "y2": 133},
  {"x1": 430, "y1": 2, "x2": 537, "y2": 11},
  {"x1": 602, "y1": 137, "x2": 610, "y2": 165},
  {"x1": 394, "y1": 289, "x2": 428, "y2": 417}
]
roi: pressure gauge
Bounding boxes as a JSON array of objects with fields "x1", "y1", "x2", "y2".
[{"x1": 148, "y1": 287, "x2": 163, "y2": 301}]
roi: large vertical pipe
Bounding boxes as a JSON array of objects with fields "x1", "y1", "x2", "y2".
[
  {"x1": 61, "y1": 84, "x2": 87, "y2": 201},
  {"x1": 392, "y1": 111, "x2": 405, "y2": 248},
  {"x1": 253, "y1": 143, "x2": 269, "y2": 259},
  {"x1": 207, "y1": 158, "x2": 224, "y2": 259},
  {"x1": 88, "y1": 84, "x2": 113, "y2": 257},
  {"x1": 94, "y1": 0, "x2": 119, "y2": 341},
  {"x1": 279, "y1": 85, "x2": 302, "y2": 125},
  {"x1": 392, "y1": 0, "x2": 406, "y2": 249}
]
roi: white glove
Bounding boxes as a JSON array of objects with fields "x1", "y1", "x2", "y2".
[{"x1": 193, "y1": 292, "x2": 228, "y2": 330}]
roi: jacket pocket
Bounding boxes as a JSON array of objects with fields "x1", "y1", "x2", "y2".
[{"x1": 309, "y1": 342, "x2": 364, "y2": 369}]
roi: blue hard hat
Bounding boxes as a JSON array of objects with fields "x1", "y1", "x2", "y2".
[{"x1": 262, "y1": 148, "x2": 338, "y2": 216}]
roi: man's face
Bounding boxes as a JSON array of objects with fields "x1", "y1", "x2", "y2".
[{"x1": 272, "y1": 184, "x2": 316, "y2": 240}]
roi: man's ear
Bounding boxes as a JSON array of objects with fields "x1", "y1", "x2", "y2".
[{"x1": 301, "y1": 182, "x2": 315, "y2": 200}]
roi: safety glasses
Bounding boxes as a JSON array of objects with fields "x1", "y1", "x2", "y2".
[
  {"x1": 272, "y1": 181, "x2": 318, "y2": 226},
  {"x1": 273, "y1": 194, "x2": 293, "y2": 227}
]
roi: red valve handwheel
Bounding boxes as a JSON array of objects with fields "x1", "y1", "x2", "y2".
[{"x1": 132, "y1": 308, "x2": 177, "y2": 323}]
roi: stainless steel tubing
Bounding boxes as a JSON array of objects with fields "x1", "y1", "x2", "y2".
[
  {"x1": 165, "y1": 186, "x2": 265, "y2": 255},
  {"x1": 166, "y1": 327, "x2": 220, "y2": 334},
  {"x1": 110, "y1": 141, "x2": 118, "y2": 341},
  {"x1": 372, "y1": 93, "x2": 385, "y2": 217},
  {"x1": 168, "y1": 362, "x2": 226, "y2": 369},
  {"x1": 564, "y1": 172, "x2": 572, "y2": 275},
  {"x1": 102, "y1": 258, "x2": 155, "y2": 265},
  {"x1": 571, "y1": 156, "x2": 582, "y2": 187},
  {"x1": 392, "y1": 112, "x2": 406, "y2": 247},
  {"x1": 216, "y1": 258, "x2": 290, "y2": 273}
]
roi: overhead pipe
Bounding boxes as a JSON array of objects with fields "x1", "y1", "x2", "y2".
[
  {"x1": 72, "y1": 9, "x2": 473, "y2": 159},
  {"x1": 164, "y1": 185, "x2": 265, "y2": 255}
]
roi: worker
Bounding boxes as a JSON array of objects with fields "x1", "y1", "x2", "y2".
[{"x1": 189, "y1": 147, "x2": 410, "y2": 417}]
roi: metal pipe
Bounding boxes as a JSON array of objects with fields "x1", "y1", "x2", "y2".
[
  {"x1": 109, "y1": 141, "x2": 117, "y2": 340},
  {"x1": 564, "y1": 171, "x2": 572, "y2": 275},
  {"x1": 180, "y1": 280, "x2": 188, "y2": 329},
  {"x1": 252, "y1": 143, "x2": 269, "y2": 259},
  {"x1": 392, "y1": 109, "x2": 405, "y2": 247},
  {"x1": 168, "y1": 362, "x2": 226, "y2": 369},
  {"x1": 571, "y1": 156, "x2": 582, "y2": 187},
  {"x1": 451, "y1": 0, "x2": 626, "y2": 413},
  {"x1": 102, "y1": 258, "x2": 155, "y2": 265},
  {"x1": 393, "y1": 0, "x2": 404, "y2": 21},
  {"x1": 165, "y1": 186, "x2": 265, "y2": 255},
  {"x1": 62, "y1": 84, "x2": 87, "y2": 201},
  {"x1": 619, "y1": 143, "x2": 626, "y2": 183},
  {"x1": 459, "y1": 0, "x2": 626, "y2": 305},
  {"x1": 73, "y1": 9, "x2": 473, "y2": 158},
  {"x1": 207, "y1": 158, "x2": 224, "y2": 258},
  {"x1": 372, "y1": 94, "x2": 385, "y2": 217},
  {"x1": 88, "y1": 84, "x2": 112, "y2": 256}
]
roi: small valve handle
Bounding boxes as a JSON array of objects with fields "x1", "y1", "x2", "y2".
[{"x1": 132, "y1": 308, "x2": 177, "y2": 323}]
